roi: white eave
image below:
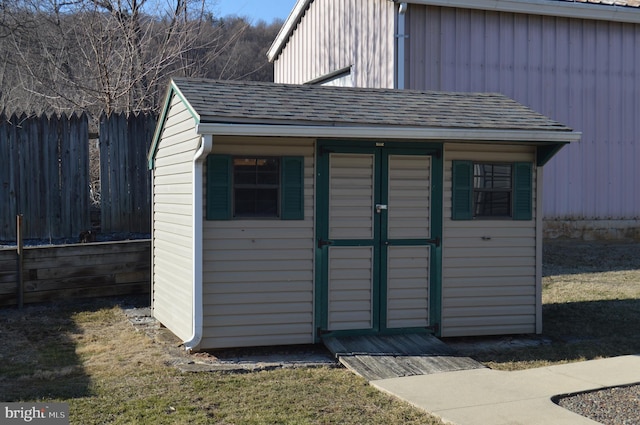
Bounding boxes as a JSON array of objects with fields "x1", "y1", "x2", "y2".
[
  {"x1": 267, "y1": 0, "x2": 640, "y2": 62},
  {"x1": 196, "y1": 122, "x2": 581, "y2": 144}
]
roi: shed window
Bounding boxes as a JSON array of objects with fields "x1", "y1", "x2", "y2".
[
  {"x1": 473, "y1": 163, "x2": 512, "y2": 217},
  {"x1": 206, "y1": 154, "x2": 304, "y2": 220},
  {"x1": 233, "y1": 158, "x2": 280, "y2": 218},
  {"x1": 452, "y1": 161, "x2": 532, "y2": 220}
]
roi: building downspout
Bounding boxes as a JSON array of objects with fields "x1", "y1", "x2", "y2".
[
  {"x1": 184, "y1": 134, "x2": 213, "y2": 352},
  {"x1": 396, "y1": 2, "x2": 408, "y2": 89}
]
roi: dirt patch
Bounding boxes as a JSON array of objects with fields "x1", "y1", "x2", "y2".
[{"x1": 123, "y1": 306, "x2": 337, "y2": 373}]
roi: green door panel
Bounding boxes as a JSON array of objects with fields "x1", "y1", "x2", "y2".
[{"x1": 315, "y1": 141, "x2": 442, "y2": 339}]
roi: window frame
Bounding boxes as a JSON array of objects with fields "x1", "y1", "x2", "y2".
[
  {"x1": 206, "y1": 154, "x2": 305, "y2": 221},
  {"x1": 232, "y1": 156, "x2": 281, "y2": 219},
  {"x1": 472, "y1": 162, "x2": 513, "y2": 219},
  {"x1": 452, "y1": 160, "x2": 532, "y2": 221}
]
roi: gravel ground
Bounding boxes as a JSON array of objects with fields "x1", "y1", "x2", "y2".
[
  {"x1": 545, "y1": 239, "x2": 640, "y2": 424},
  {"x1": 556, "y1": 384, "x2": 640, "y2": 425}
]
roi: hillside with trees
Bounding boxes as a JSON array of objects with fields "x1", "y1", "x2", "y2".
[{"x1": 0, "y1": 0, "x2": 282, "y2": 116}]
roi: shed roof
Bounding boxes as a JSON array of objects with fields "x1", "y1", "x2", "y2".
[
  {"x1": 170, "y1": 77, "x2": 569, "y2": 131},
  {"x1": 149, "y1": 78, "x2": 579, "y2": 169}
]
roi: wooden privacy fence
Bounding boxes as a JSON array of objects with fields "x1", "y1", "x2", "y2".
[
  {"x1": 100, "y1": 112, "x2": 156, "y2": 234},
  {"x1": 0, "y1": 112, "x2": 157, "y2": 241},
  {"x1": 0, "y1": 113, "x2": 90, "y2": 241},
  {"x1": 0, "y1": 240, "x2": 151, "y2": 307}
]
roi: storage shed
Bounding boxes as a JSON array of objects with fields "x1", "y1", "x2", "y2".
[{"x1": 148, "y1": 78, "x2": 579, "y2": 351}]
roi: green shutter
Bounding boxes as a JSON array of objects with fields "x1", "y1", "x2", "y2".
[
  {"x1": 206, "y1": 154, "x2": 232, "y2": 220},
  {"x1": 513, "y1": 162, "x2": 533, "y2": 220},
  {"x1": 451, "y1": 160, "x2": 473, "y2": 220},
  {"x1": 281, "y1": 156, "x2": 305, "y2": 220}
]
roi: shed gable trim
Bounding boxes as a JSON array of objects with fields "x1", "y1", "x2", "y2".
[{"x1": 148, "y1": 81, "x2": 201, "y2": 170}]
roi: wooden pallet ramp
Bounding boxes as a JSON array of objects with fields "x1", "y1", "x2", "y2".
[{"x1": 323, "y1": 334, "x2": 484, "y2": 381}]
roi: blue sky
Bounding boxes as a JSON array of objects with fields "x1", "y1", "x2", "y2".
[{"x1": 216, "y1": 0, "x2": 297, "y2": 23}]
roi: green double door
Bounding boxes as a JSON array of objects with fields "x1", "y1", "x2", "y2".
[{"x1": 315, "y1": 142, "x2": 442, "y2": 337}]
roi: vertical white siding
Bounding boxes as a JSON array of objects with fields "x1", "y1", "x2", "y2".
[
  {"x1": 326, "y1": 153, "x2": 376, "y2": 331},
  {"x1": 386, "y1": 155, "x2": 432, "y2": 328},
  {"x1": 441, "y1": 143, "x2": 539, "y2": 337},
  {"x1": 387, "y1": 155, "x2": 431, "y2": 239},
  {"x1": 152, "y1": 95, "x2": 199, "y2": 342},
  {"x1": 329, "y1": 153, "x2": 374, "y2": 239},
  {"x1": 273, "y1": 0, "x2": 396, "y2": 88},
  {"x1": 408, "y1": 5, "x2": 640, "y2": 223},
  {"x1": 387, "y1": 246, "x2": 430, "y2": 328},
  {"x1": 328, "y1": 246, "x2": 374, "y2": 330},
  {"x1": 200, "y1": 137, "x2": 315, "y2": 349}
]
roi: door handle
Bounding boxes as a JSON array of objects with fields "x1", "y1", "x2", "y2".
[{"x1": 375, "y1": 204, "x2": 388, "y2": 214}]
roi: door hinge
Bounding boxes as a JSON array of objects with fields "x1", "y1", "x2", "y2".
[
  {"x1": 318, "y1": 239, "x2": 334, "y2": 248},
  {"x1": 319, "y1": 146, "x2": 334, "y2": 157},
  {"x1": 317, "y1": 327, "x2": 330, "y2": 337},
  {"x1": 426, "y1": 323, "x2": 440, "y2": 334},
  {"x1": 426, "y1": 236, "x2": 441, "y2": 247}
]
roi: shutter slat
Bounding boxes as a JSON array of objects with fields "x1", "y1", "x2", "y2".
[
  {"x1": 513, "y1": 162, "x2": 533, "y2": 220},
  {"x1": 452, "y1": 160, "x2": 473, "y2": 220},
  {"x1": 281, "y1": 156, "x2": 304, "y2": 220},
  {"x1": 206, "y1": 155, "x2": 231, "y2": 220}
]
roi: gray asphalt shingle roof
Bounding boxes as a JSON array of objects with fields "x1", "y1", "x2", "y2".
[{"x1": 172, "y1": 78, "x2": 572, "y2": 132}]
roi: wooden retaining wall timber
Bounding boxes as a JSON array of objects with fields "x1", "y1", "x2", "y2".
[{"x1": 0, "y1": 240, "x2": 150, "y2": 307}]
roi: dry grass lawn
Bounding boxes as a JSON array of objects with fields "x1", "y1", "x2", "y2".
[
  {"x1": 0, "y1": 298, "x2": 442, "y2": 424},
  {"x1": 0, "y1": 239, "x2": 638, "y2": 423},
  {"x1": 462, "y1": 240, "x2": 640, "y2": 370}
]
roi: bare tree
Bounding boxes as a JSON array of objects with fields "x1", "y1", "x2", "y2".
[
  {"x1": 208, "y1": 18, "x2": 282, "y2": 82},
  {"x1": 0, "y1": 0, "x2": 280, "y2": 115},
  {"x1": 0, "y1": 0, "x2": 240, "y2": 114}
]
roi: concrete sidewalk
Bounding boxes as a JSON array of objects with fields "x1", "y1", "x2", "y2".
[{"x1": 371, "y1": 355, "x2": 640, "y2": 425}]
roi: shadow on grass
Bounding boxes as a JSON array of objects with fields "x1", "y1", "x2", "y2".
[
  {"x1": 465, "y1": 298, "x2": 640, "y2": 367},
  {"x1": 543, "y1": 239, "x2": 640, "y2": 276},
  {"x1": 0, "y1": 296, "x2": 147, "y2": 401}
]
